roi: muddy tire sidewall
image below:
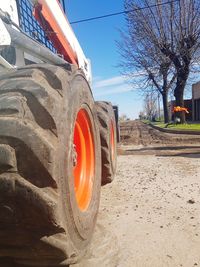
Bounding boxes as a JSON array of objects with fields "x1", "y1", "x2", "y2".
[{"x1": 59, "y1": 74, "x2": 101, "y2": 250}]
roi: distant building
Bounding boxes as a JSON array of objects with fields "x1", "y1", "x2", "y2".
[
  {"x1": 168, "y1": 81, "x2": 200, "y2": 122},
  {"x1": 192, "y1": 81, "x2": 200, "y2": 121}
]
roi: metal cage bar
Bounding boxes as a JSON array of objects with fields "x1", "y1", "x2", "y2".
[{"x1": 16, "y1": 0, "x2": 57, "y2": 53}]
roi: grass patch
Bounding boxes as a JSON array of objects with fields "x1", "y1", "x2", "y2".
[
  {"x1": 152, "y1": 122, "x2": 166, "y2": 128},
  {"x1": 152, "y1": 122, "x2": 200, "y2": 131},
  {"x1": 141, "y1": 119, "x2": 150, "y2": 124}
]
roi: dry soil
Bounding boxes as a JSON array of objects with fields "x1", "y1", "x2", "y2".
[{"x1": 75, "y1": 121, "x2": 200, "y2": 267}]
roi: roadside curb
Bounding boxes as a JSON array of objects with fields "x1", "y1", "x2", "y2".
[{"x1": 147, "y1": 122, "x2": 200, "y2": 135}]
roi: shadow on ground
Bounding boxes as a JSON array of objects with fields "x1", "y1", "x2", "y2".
[
  {"x1": 158, "y1": 151, "x2": 200, "y2": 158},
  {"x1": 119, "y1": 145, "x2": 200, "y2": 158},
  {"x1": 72, "y1": 222, "x2": 119, "y2": 267}
]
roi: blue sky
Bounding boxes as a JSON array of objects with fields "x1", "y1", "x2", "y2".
[{"x1": 66, "y1": 1, "x2": 143, "y2": 119}]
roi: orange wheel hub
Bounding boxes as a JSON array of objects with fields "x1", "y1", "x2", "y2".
[{"x1": 73, "y1": 109, "x2": 94, "y2": 211}]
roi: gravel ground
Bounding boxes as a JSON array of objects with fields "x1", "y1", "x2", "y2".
[{"x1": 75, "y1": 121, "x2": 200, "y2": 267}]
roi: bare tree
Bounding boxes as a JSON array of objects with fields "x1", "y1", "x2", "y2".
[
  {"x1": 121, "y1": 0, "x2": 200, "y2": 123},
  {"x1": 143, "y1": 92, "x2": 158, "y2": 120},
  {"x1": 139, "y1": 111, "x2": 146, "y2": 120},
  {"x1": 118, "y1": 30, "x2": 176, "y2": 123}
]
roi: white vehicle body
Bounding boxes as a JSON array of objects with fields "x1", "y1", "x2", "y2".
[
  {"x1": 0, "y1": 0, "x2": 19, "y2": 25},
  {"x1": 0, "y1": 0, "x2": 92, "y2": 83}
]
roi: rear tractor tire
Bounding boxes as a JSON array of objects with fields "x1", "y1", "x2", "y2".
[
  {"x1": 95, "y1": 101, "x2": 117, "y2": 186},
  {"x1": 0, "y1": 64, "x2": 101, "y2": 266}
]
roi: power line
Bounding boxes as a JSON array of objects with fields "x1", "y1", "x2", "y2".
[{"x1": 70, "y1": 0, "x2": 180, "y2": 25}]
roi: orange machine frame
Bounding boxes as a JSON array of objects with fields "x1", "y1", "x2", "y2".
[{"x1": 33, "y1": 0, "x2": 78, "y2": 66}]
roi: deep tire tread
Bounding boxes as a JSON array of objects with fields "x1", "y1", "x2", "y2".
[
  {"x1": 0, "y1": 64, "x2": 78, "y2": 266},
  {"x1": 95, "y1": 101, "x2": 117, "y2": 185}
]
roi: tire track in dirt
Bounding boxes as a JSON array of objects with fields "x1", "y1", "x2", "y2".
[
  {"x1": 74, "y1": 120, "x2": 200, "y2": 267},
  {"x1": 120, "y1": 120, "x2": 200, "y2": 147}
]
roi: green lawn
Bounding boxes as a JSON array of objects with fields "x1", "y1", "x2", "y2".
[{"x1": 152, "y1": 121, "x2": 200, "y2": 131}]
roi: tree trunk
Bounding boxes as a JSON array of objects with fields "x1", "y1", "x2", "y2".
[
  {"x1": 162, "y1": 92, "x2": 169, "y2": 123},
  {"x1": 174, "y1": 68, "x2": 189, "y2": 123},
  {"x1": 174, "y1": 88, "x2": 185, "y2": 123}
]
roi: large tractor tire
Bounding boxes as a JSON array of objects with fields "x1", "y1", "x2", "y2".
[
  {"x1": 95, "y1": 101, "x2": 117, "y2": 186},
  {"x1": 0, "y1": 64, "x2": 101, "y2": 266}
]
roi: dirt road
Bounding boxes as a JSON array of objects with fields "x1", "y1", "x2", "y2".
[{"x1": 75, "y1": 121, "x2": 200, "y2": 267}]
